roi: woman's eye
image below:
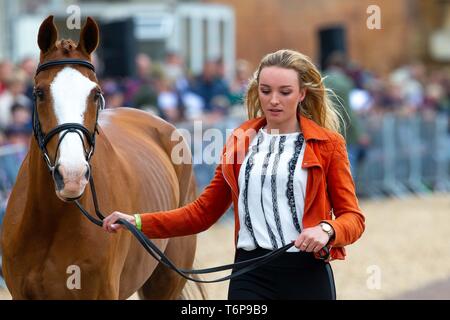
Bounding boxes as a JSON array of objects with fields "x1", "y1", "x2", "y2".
[
  {"x1": 281, "y1": 91, "x2": 291, "y2": 96},
  {"x1": 261, "y1": 90, "x2": 270, "y2": 95}
]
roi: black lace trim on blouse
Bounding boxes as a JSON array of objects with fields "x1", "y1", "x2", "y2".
[
  {"x1": 260, "y1": 136, "x2": 278, "y2": 249},
  {"x1": 271, "y1": 135, "x2": 287, "y2": 246},
  {"x1": 243, "y1": 132, "x2": 263, "y2": 247},
  {"x1": 285, "y1": 133, "x2": 305, "y2": 233}
]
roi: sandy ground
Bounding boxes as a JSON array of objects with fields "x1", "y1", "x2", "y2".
[
  {"x1": 1, "y1": 193, "x2": 450, "y2": 300},
  {"x1": 195, "y1": 193, "x2": 450, "y2": 300}
]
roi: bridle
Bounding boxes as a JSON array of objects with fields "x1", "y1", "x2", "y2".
[
  {"x1": 32, "y1": 58, "x2": 330, "y2": 283},
  {"x1": 32, "y1": 59, "x2": 105, "y2": 173}
]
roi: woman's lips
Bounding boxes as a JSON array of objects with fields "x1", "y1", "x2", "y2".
[{"x1": 268, "y1": 109, "x2": 282, "y2": 115}]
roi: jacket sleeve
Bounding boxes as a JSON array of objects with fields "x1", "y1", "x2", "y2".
[
  {"x1": 140, "y1": 162, "x2": 232, "y2": 239},
  {"x1": 323, "y1": 134, "x2": 365, "y2": 247}
]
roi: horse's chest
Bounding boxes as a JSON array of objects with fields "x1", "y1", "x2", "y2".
[
  {"x1": 21, "y1": 269, "x2": 51, "y2": 299},
  {"x1": 7, "y1": 261, "x2": 61, "y2": 299},
  {"x1": 16, "y1": 260, "x2": 94, "y2": 299}
]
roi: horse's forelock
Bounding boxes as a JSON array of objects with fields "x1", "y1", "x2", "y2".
[
  {"x1": 56, "y1": 39, "x2": 78, "y2": 55},
  {"x1": 39, "y1": 39, "x2": 90, "y2": 65}
]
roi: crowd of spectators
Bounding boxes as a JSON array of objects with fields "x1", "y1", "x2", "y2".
[
  {"x1": 1, "y1": 50, "x2": 450, "y2": 223},
  {"x1": 98, "y1": 52, "x2": 251, "y2": 125}
]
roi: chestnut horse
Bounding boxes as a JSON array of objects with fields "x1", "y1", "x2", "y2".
[{"x1": 1, "y1": 16, "x2": 201, "y2": 299}]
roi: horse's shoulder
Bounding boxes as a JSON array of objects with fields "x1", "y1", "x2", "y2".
[
  {"x1": 98, "y1": 107, "x2": 195, "y2": 205},
  {"x1": 100, "y1": 108, "x2": 177, "y2": 136},
  {"x1": 98, "y1": 108, "x2": 191, "y2": 166}
]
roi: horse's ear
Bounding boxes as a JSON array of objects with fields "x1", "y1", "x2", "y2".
[
  {"x1": 38, "y1": 15, "x2": 58, "y2": 54},
  {"x1": 77, "y1": 17, "x2": 99, "y2": 56}
]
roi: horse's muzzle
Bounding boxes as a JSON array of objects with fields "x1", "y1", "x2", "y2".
[{"x1": 53, "y1": 163, "x2": 90, "y2": 201}]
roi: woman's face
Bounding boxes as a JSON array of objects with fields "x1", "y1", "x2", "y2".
[{"x1": 258, "y1": 66, "x2": 306, "y2": 131}]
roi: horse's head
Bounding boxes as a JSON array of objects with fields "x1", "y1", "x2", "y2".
[{"x1": 34, "y1": 16, "x2": 103, "y2": 201}]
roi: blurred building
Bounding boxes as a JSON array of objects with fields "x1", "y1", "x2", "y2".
[
  {"x1": 0, "y1": 0, "x2": 235, "y2": 79},
  {"x1": 206, "y1": 0, "x2": 450, "y2": 74},
  {"x1": 2, "y1": 0, "x2": 450, "y2": 77}
]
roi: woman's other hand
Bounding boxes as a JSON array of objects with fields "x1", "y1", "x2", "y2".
[{"x1": 294, "y1": 225, "x2": 330, "y2": 252}]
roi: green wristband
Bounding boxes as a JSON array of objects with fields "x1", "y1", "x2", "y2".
[{"x1": 134, "y1": 214, "x2": 142, "y2": 231}]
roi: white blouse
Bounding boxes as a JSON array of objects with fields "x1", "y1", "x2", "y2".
[{"x1": 237, "y1": 128, "x2": 308, "y2": 252}]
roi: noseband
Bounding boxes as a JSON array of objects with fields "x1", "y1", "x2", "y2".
[{"x1": 32, "y1": 59, "x2": 105, "y2": 172}]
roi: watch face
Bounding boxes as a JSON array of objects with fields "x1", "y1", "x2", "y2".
[{"x1": 322, "y1": 223, "x2": 331, "y2": 232}]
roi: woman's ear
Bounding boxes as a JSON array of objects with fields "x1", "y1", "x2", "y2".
[{"x1": 299, "y1": 87, "x2": 307, "y2": 103}]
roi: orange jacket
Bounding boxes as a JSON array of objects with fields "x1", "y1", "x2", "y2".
[{"x1": 141, "y1": 115, "x2": 365, "y2": 261}]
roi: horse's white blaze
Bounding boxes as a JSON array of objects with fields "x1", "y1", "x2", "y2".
[{"x1": 50, "y1": 67, "x2": 97, "y2": 172}]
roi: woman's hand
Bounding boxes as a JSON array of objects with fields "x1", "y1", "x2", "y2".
[
  {"x1": 103, "y1": 211, "x2": 136, "y2": 233},
  {"x1": 294, "y1": 225, "x2": 330, "y2": 253}
]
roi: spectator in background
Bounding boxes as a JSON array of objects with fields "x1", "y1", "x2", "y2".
[
  {"x1": 124, "y1": 53, "x2": 158, "y2": 109},
  {"x1": 102, "y1": 80, "x2": 126, "y2": 109},
  {"x1": 180, "y1": 90, "x2": 205, "y2": 121},
  {"x1": 19, "y1": 56, "x2": 37, "y2": 101},
  {"x1": 323, "y1": 52, "x2": 369, "y2": 179},
  {"x1": 378, "y1": 79, "x2": 406, "y2": 113},
  {"x1": 345, "y1": 60, "x2": 373, "y2": 90},
  {"x1": 190, "y1": 59, "x2": 231, "y2": 115},
  {"x1": 0, "y1": 102, "x2": 32, "y2": 208},
  {"x1": 214, "y1": 57, "x2": 227, "y2": 79},
  {"x1": 0, "y1": 60, "x2": 14, "y2": 95},
  {"x1": 0, "y1": 123, "x2": 31, "y2": 184},
  {"x1": 159, "y1": 51, "x2": 205, "y2": 123},
  {"x1": 162, "y1": 51, "x2": 190, "y2": 94},
  {"x1": 230, "y1": 59, "x2": 252, "y2": 106},
  {"x1": 155, "y1": 77, "x2": 184, "y2": 123},
  {"x1": 0, "y1": 70, "x2": 31, "y2": 130},
  {"x1": 9, "y1": 102, "x2": 32, "y2": 131},
  {"x1": 389, "y1": 62, "x2": 425, "y2": 113},
  {"x1": 423, "y1": 70, "x2": 450, "y2": 113}
]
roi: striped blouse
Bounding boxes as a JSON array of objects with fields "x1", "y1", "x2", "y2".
[{"x1": 237, "y1": 127, "x2": 308, "y2": 252}]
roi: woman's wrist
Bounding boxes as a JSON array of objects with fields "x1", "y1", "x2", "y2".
[
  {"x1": 320, "y1": 222, "x2": 335, "y2": 240},
  {"x1": 134, "y1": 213, "x2": 142, "y2": 231}
]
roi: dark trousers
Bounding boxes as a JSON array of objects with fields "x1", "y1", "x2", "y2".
[{"x1": 228, "y1": 247, "x2": 336, "y2": 300}]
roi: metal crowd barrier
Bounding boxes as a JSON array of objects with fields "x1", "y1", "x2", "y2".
[
  {"x1": 0, "y1": 113, "x2": 448, "y2": 204},
  {"x1": 355, "y1": 113, "x2": 450, "y2": 197},
  {"x1": 178, "y1": 112, "x2": 450, "y2": 199}
]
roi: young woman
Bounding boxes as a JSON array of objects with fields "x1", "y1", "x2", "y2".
[{"x1": 103, "y1": 49, "x2": 365, "y2": 300}]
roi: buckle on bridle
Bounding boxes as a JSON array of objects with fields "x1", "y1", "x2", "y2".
[{"x1": 43, "y1": 152, "x2": 55, "y2": 172}]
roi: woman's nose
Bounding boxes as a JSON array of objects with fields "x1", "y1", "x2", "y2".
[{"x1": 270, "y1": 93, "x2": 280, "y2": 105}]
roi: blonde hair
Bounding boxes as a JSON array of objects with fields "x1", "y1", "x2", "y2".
[{"x1": 245, "y1": 49, "x2": 343, "y2": 133}]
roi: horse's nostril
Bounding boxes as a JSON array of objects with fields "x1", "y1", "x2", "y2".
[
  {"x1": 53, "y1": 164, "x2": 64, "y2": 190},
  {"x1": 84, "y1": 165, "x2": 90, "y2": 180}
]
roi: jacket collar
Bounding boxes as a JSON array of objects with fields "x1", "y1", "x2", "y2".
[
  {"x1": 223, "y1": 114, "x2": 328, "y2": 199},
  {"x1": 234, "y1": 114, "x2": 330, "y2": 142}
]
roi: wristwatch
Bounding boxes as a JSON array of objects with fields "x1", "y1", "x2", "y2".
[{"x1": 320, "y1": 222, "x2": 334, "y2": 238}]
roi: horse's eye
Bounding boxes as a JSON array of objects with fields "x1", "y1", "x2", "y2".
[
  {"x1": 94, "y1": 90, "x2": 101, "y2": 101},
  {"x1": 34, "y1": 89, "x2": 44, "y2": 100}
]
